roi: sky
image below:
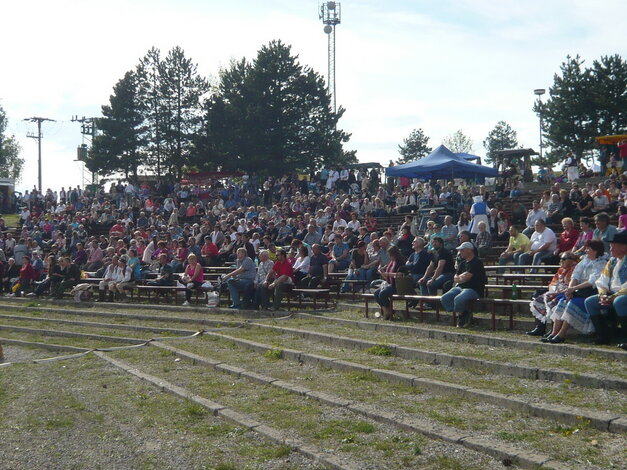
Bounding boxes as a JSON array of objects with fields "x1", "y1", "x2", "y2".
[{"x1": 1, "y1": 0, "x2": 626, "y2": 192}]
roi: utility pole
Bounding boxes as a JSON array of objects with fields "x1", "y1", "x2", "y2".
[
  {"x1": 319, "y1": 1, "x2": 342, "y2": 113},
  {"x1": 71, "y1": 116, "x2": 98, "y2": 186},
  {"x1": 24, "y1": 116, "x2": 55, "y2": 192}
]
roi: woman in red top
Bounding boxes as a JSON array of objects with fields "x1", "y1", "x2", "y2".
[
  {"x1": 182, "y1": 254, "x2": 204, "y2": 306},
  {"x1": 201, "y1": 236, "x2": 220, "y2": 266}
]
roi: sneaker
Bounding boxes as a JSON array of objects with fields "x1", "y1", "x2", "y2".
[
  {"x1": 456, "y1": 311, "x2": 471, "y2": 328},
  {"x1": 228, "y1": 305, "x2": 240, "y2": 309},
  {"x1": 182, "y1": 301, "x2": 190, "y2": 306}
]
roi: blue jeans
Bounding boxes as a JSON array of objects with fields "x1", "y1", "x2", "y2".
[
  {"x1": 227, "y1": 278, "x2": 254, "y2": 308},
  {"x1": 374, "y1": 284, "x2": 396, "y2": 308},
  {"x1": 441, "y1": 286, "x2": 480, "y2": 313},
  {"x1": 518, "y1": 250, "x2": 552, "y2": 272},
  {"x1": 420, "y1": 272, "x2": 454, "y2": 296},
  {"x1": 586, "y1": 294, "x2": 627, "y2": 319}
]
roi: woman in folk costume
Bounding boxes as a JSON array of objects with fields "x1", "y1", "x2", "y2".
[
  {"x1": 527, "y1": 252, "x2": 578, "y2": 334},
  {"x1": 469, "y1": 195, "x2": 490, "y2": 235}
]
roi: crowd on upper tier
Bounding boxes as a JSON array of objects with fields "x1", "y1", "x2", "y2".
[{"x1": 1, "y1": 166, "x2": 626, "y2": 349}]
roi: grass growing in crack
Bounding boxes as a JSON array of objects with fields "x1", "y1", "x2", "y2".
[
  {"x1": 365, "y1": 344, "x2": 393, "y2": 356},
  {"x1": 184, "y1": 402, "x2": 208, "y2": 418},
  {"x1": 263, "y1": 348, "x2": 283, "y2": 360}
]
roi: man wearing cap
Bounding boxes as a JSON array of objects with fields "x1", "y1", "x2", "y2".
[
  {"x1": 441, "y1": 241, "x2": 487, "y2": 328},
  {"x1": 584, "y1": 231, "x2": 627, "y2": 347}
]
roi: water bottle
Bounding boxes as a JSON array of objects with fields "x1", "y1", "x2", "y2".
[{"x1": 511, "y1": 284, "x2": 518, "y2": 300}]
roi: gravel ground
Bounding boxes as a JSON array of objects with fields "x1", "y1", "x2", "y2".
[
  {"x1": 0, "y1": 344, "x2": 63, "y2": 363},
  {"x1": 0, "y1": 350, "x2": 319, "y2": 470}
]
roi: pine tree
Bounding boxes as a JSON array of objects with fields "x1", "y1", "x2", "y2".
[
  {"x1": 397, "y1": 128, "x2": 432, "y2": 164},
  {"x1": 590, "y1": 54, "x2": 627, "y2": 136},
  {"x1": 535, "y1": 55, "x2": 596, "y2": 159},
  {"x1": 483, "y1": 121, "x2": 519, "y2": 165},
  {"x1": 88, "y1": 71, "x2": 146, "y2": 180},
  {"x1": 0, "y1": 104, "x2": 23, "y2": 180},
  {"x1": 197, "y1": 40, "x2": 355, "y2": 175}
]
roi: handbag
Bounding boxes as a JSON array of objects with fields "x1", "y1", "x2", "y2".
[{"x1": 572, "y1": 286, "x2": 596, "y2": 298}]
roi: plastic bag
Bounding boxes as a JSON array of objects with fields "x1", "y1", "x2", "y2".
[{"x1": 206, "y1": 291, "x2": 220, "y2": 307}]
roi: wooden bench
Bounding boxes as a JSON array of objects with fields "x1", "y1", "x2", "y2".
[
  {"x1": 490, "y1": 299, "x2": 532, "y2": 330},
  {"x1": 498, "y1": 273, "x2": 553, "y2": 285},
  {"x1": 362, "y1": 293, "x2": 443, "y2": 322},
  {"x1": 292, "y1": 289, "x2": 331, "y2": 309},
  {"x1": 135, "y1": 285, "x2": 187, "y2": 304}
]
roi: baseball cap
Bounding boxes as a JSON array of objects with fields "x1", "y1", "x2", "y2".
[{"x1": 456, "y1": 242, "x2": 475, "y2": 250}]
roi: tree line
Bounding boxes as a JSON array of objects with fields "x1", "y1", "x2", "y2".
[{"x1": 88, "y1": 41, "x2": 356, "y2": 182}]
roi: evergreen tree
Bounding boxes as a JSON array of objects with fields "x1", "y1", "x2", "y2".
[
  {"x1": 397, "y1": 128, "x2": 432, "y2": 164},
  {"x1": 197, "y1": 40, "x2": 355, "y2": 175},
  {"x1": 442, "y1": 130, "x2": 474, "y2": 153},
  {"x1": 483, "y1": 121, "x2": 519, "y2": 165},
  {"x1": 534, "y1": 55, "x2": 596, "y2": 159},
  {"x1": 158, "y1": 47, "x2": 209, "y2": 179},
  {"x1": 88, "y1": 71, "x2": 146, "y2": 180},
  {"x1": 590, "y1": 54, "x2": 627, "y2": 136},
  {"x1": 0, "y1": 104, "x2": 24, "y2": 180}
]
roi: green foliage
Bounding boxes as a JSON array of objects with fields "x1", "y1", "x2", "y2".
[
  {"x1": 365, "y1": 344, "x2": 393, "y2": 356},
  {"x1": 537, "y1": 54, "x2": 627, "y2": 160},
  {"x1": 0, "y1": 103, "x2": 24, "y2": 180},
  {"x1": 263, "y1": 348, "x2": 283, "y2": 360},
  {"x1": 197, "y1": 40, "x2": 356, "y2": 175},
  {"x1": 483, "y1": 121, "x2": 519, "y2": 165},
  {"x1": 442, "y1": 129, "x2": 474, "y2": 153},
  {"x1": 88, "y1": 47, "x2": 209, "y2": 181},
  {"x1": 397, "y1": 128, "x2": 432, "y2": 164}
]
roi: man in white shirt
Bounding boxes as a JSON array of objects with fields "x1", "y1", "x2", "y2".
[
  {"x1": 523, "y1": 200, "x2": 547, "y2": 237},
  {"x1": 332, "y1": 213, "x2": 348, "y2": 232},
  {"x1": 518, "y1": 219, "x2": 556, "y2": 272}
]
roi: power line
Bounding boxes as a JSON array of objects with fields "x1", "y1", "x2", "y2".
[{"x1": 23, "y1": 116, "x2": 55, "y2": 192}]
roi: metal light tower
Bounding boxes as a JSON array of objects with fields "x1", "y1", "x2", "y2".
[
  {"x1": 319, "y1": 1, "x2": 341, "y2": 112},
  {"x1": 534, "y1": 88, "x2": 546, "y2": 167}
]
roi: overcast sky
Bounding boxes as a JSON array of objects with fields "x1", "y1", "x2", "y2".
[{"x1": 1, "y1": 0, "x2": 625, "y2": 192}]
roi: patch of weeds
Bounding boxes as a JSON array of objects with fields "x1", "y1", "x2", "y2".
[
  {"x1": 365, "y1": 344, "x2": 393, "y2": 356},
  {"x1": 45, "y1": 416, "x2": 74, "y2": 429},
  {"x1": 192, "y1": 423, "x2": 235, "y2": 437},
  {"x1": 313, "y1": 419, "x2": 375, "y2": 441},
  {"x1": 64, "y1": 396, "x2": 87, "y2": 411},
  {"x1": 347, "y1": 371, "x2": 380, "y2": 383},
  {"x1": 551, "y1": 417, "x2": 591, "y2": 436},
  {"x1": 432, "y1": 455, "x2": 464, "y2": 470},
  {"x1": 427, "y1": 410, "x2": 467, "y2": 429},
  {"x1": 213, "y1": 464, "x2": 238, "y2": 470},
  {"x1": 159, "y1": 349, "x2": 175, "y2": 357},
  {"x1": 263, "y1": 348, "x2": 283, "y2": 360},
  {"x1": 25, "y1": 302, "x2": 41, "y2": 308},
  {"x1": 184, "y1": 402, "x2": 208, "y2": 419}
]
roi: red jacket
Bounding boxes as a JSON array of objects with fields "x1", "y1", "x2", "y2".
[
  {"x1": 557, "y1": 229, "x2": 579, "y2": 253},
  {"x1": 20, "y1": 263, "x2": 38, "y2": 282}
]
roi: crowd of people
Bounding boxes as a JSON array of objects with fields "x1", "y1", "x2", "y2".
[{"x1": 1, "y1": 164, "x2": 625, "y2": 348}]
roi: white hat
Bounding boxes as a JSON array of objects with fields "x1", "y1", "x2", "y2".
[{"x1": 457, "y1": 241, "x2": 475, "y2": 251}]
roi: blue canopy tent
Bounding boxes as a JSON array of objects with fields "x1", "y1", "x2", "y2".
[
  {"x1": 385, "y1": 145, "x2": 497, "y2": 181},
  {"x1": 456, "y1": 152, "x2": 482, "y2": 165}
]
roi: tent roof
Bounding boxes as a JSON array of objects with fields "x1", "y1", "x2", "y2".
[
  {"x1": 595, "y1": 134, "x2": 627, "y2": 145},
  {"x1": 494, "y1": 148, "x2": 538, "y2": 157},
  {"x1": 456, "y1": 152, "x2": 481, "y2": 161},
  {"x1": 385, "y1": 145, "x2": 497, "y2": 179}
]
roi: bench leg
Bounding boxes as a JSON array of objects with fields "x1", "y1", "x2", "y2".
[
  {"x1": 313, "y1": 295, "x2": 317, "y2": 310},
  {"x1": 451, "y1": 311, "x2": 457, "y2": 327},
  {"x1": 491, "y1": 303, "x2": 497, "y2": 331},
  {"x1": 419, "y1": 300, "x2": 424, "y2": 322},
  {"x1": 509, "y1": 305, "x2": 514, "y2": 330},
  {"x1": 403, "y1": 301, "x2": 409, "y2": 320},
  {"x1": 365, "y1": 298, "x2": 369, "y2": 318},
  {"x1": 324, "y1": 293, "x2": 329, "y2": 309}
]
